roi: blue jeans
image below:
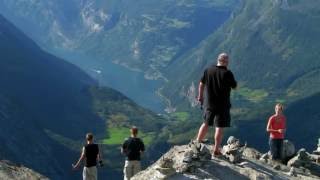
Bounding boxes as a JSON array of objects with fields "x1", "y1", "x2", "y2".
[{"x1": 269, "y1": 138, "x2": 283, "y2": 160}]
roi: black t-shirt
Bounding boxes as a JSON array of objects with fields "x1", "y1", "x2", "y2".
[
  {"x1": 122, "y1": 137, "x2": 145, "y2": 161},
  {"x1": 84, "y1": 144, "x2": 99, "y2": 167},
  {"x1": 200, "y1": 65, "x2": 237, "y2": 111}
]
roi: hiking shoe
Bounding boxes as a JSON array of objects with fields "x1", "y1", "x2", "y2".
[
  {"x1": 211, "y1": 151, "x2": 223, "y2": 159},
  {"x1": 201, "y1": 139, "x2": 209, "y2": 144},
  {"x1": 214, "y1": 151, "x2": 223, "y2": 156}
]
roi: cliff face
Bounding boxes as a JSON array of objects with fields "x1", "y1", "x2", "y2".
[
  {"x1": 132, "y1": 137, "x2": 320, "y2": 180},
  {"x1": 0, "y1": 160, "x2": 48, "y2": 180}
]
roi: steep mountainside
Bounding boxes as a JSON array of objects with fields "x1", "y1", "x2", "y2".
[
  {"x1": 0, "y1": 14, "x2": 170, "y2": 179},
  {"x1": 0, "y1": 14, "x2": 102, "y2": 179},
  {"x1": 0, "y1": 0, "x2": 239, "y2": 80},
  {"x1": 285, "y1": 93, "x2": 320, "y2": 151},
  {"x1": 163, "y1": 0, "x2": 320, "y2": 111}
]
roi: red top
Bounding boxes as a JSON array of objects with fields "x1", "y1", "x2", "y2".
[{"x1": 268, "y1": 115, "x2": 286, "y2": 139}]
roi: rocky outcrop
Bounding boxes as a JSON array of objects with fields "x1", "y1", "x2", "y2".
[
  {"x1": 259, "y1": 139, "x2": 296, "y2": 164},
  {"x1": 0, "y1": 160, "x2": 48, "y2": 180},
  {"x1": 313, "y1": 138, "x2": 320, "y2": 155},
  {"x1": 132, "y1": 137, "x2": 320, "y2": 180},
  {"x1": 287, "y1": 149, "x2": 320, "y2": 177}
]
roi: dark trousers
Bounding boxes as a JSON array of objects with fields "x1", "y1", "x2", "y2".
[{"x1": 269, "y1": 138, "x2": 284, "y2": 160}]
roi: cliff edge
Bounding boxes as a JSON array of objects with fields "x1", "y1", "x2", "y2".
[
  {"x1": 0, "y1": 160, "x2": 48, "y2": 180},
  {"x1": 132, "y1": 137, "x2": 320, "y2": 180}
]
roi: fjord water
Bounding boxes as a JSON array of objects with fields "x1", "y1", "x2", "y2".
[{"x1": 56, "y1": 50, "x2": 166, "y2": 113}]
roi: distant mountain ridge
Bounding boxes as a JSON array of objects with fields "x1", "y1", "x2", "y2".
[{"x1": 0, "y1": 0, "x2": 239, "y2": 80}]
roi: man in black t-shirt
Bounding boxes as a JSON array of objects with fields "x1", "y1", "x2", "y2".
[
  {"x1": 196, "y1": 53, "x2": 237, "y2": 157},
  {"x1": 72, "y1": 133, "x2": 102, "y2": 180},
  {"x1": 121, "y1": 126, "x2": 145, "y2": 180}
]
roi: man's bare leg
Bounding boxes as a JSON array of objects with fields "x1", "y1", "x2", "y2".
[
  {"x1": 196, "y1": 122, "x2": 208, "y2": 142},
  {"x1": 213, "y1": 127, "x2": 223, "y2": 153}
]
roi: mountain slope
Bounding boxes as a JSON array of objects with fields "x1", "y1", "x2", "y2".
[
  {"x1": 163, "y1": 0, "x2": 320, "y2": 110},
  {"x1": 0, "y1": 14, "x2": 103, "y2": 179},
  {"x1": 285, "y1": 93, "x2": 320, "y2": 151},
  {"x1": 0, "y1": 0, "x2": 239, "y2": 78},
  {"x1": 0, "y1": 14, "x2": 170, "y2": 179},
  {"x1": 0, "y1": 160, "x2": 48, "y2": 180}
]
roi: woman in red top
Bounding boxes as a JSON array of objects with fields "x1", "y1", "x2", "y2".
[{"x1": 266, "y1": 103, "x2": 286, "y2": 160}]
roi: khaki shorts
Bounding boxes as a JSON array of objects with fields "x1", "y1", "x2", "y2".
[
  {"x1": 123, "y1": 160, "x2": 141, "y2": 180},
  {"x1": 83, "y1": 166, "x2": 97, "y2": 180}
]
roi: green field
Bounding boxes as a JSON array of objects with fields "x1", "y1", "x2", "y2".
[
  {"x1": 172, "y1": 111, "x2": 190, "y2": 122},
  {"x1": 103, "y1": 127, "x2": 156, "y2": 146},
  {"x1": 234, "y1": 87, "x2": 269, "y2": 103}
]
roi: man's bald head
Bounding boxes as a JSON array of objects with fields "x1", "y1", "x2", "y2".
[{"x1": 217, "y1": 53, "x2": 229, "y2": 67}]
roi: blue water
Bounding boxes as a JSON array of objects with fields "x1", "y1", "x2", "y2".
[{"x1": 54, "y1": 51, "x2": 166, "y2": 113}]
